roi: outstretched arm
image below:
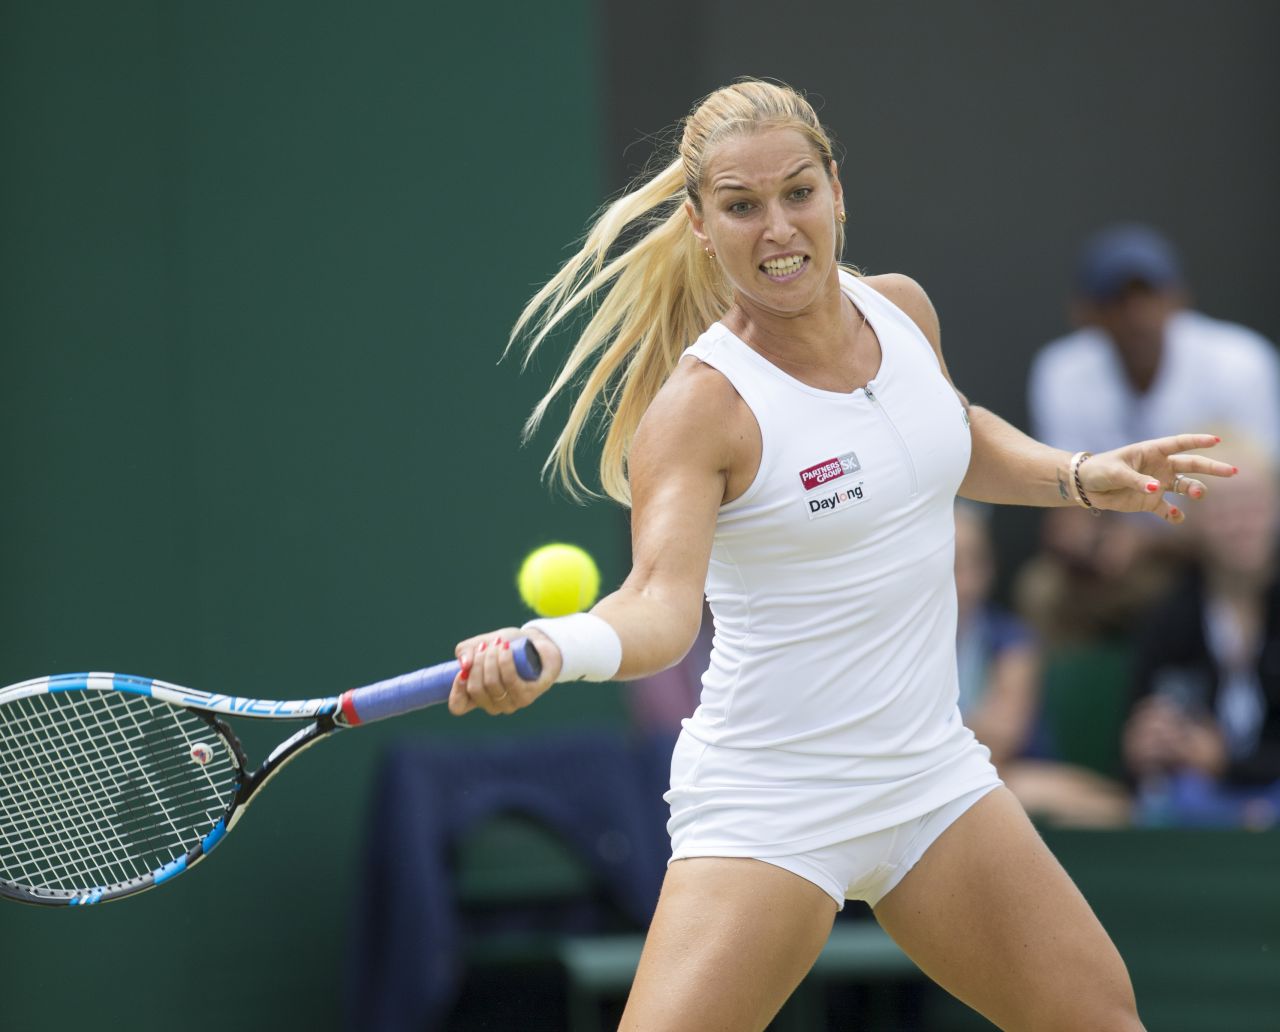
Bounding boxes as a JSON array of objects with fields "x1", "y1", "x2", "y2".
[{"x1": 867, "y1": 273, "x2": 1236, "y2": 520}]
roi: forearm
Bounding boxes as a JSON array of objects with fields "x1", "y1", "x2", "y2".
[
  {"x1": 590, "y1": 580, "x2": 705, "y2": 681},
  {"x1": 960, "y1": 405, "x2": 1076, "y2": 508}
]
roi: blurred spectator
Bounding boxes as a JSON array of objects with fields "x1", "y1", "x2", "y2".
[
  {"x1": 955, "y1": 501, "x2": 1040, "y2": 768},
  {"x1": 956, "y1": 502, "x2": 1131, "y2": 827},
  {"x1": 1029, "y1": 223, "x2": 1280, "y2": 459},
  {"x1": 1124, "y1": 434, "x2": 1280, "y2": 828},
  {"x1": 1020, "y1": 224, "x2": 1280, "y2": 643}
]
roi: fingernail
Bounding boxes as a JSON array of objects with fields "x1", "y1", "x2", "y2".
[
  {"x1": 1214, "y1": 436, "x2": 1222, "y2": 443},
  {"x1": 1170, "y1": 506, "x2": 1181, "y2": 518},
  {"x1": 1145, "y1": 482, "x2": 1159, "y2": 493},
  {"x1": 502, "y1": 639, "x2": 511, "y2": 650},
  {"x1": 479, "y1": 641, "x2": 487, "y2": 652},
  {"x1": 1232, "y1": 466, "x2": 1239, "y2": 474}
]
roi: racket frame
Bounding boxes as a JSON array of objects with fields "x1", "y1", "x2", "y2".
[{"x1": 0, "y1": 641, "x2": 540, "y2": 906}]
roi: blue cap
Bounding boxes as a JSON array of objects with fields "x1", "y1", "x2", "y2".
[{"x1": 1075, "y1": 224, "x2": 1183, "y2": 303}]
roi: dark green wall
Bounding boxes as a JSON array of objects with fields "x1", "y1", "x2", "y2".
[
  {"x1": 924, "y1": 829, "x2": 1280, "y2": 1031},
  {"x1": 1, "y1": 3, "x2": 620, "y2": 1030}
]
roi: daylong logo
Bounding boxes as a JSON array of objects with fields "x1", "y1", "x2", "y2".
[
  {"x1": 798, "y1": 450, "x2": 861, "y2": 491},
  {"x1": 806, "y1": 481, "x2": 867, "y2": 520}
]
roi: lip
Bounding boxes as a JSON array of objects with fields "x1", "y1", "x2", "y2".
[{"x1": 759, "y1": 253, "x2": 810, "y2": 282}]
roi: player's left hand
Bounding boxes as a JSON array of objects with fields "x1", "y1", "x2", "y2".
[{"x1": 1080, "y1": 433, "x2": 1237, "y2": 524}]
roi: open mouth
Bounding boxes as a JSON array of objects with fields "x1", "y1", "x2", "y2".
[{"x1": 760, "y1": 255, "x2": 809, "y2": 280}]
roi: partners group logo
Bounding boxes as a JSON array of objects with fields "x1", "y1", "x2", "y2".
[{"x1": 798, "y1": 450, "x2": 868, "y2": 520}]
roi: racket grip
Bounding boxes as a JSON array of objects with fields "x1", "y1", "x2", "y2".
[{"x1": 338, "y1": 637, "x2": 542, "y2": 725}]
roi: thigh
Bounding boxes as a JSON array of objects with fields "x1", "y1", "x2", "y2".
[
  {"x1": 872, "y1": 787, "x2": 1144, "y2": 1032},
  {"x1": 620, "y1": 856, "x2": 837, "y2": 1032}
]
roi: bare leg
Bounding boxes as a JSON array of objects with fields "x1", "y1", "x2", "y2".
[
  {"x1": 619, "y1": 857, "x2": 837, "y2": 1032},
  {"x1": 873, "y1": 786, "x2": 1144, "y2": 1031}
]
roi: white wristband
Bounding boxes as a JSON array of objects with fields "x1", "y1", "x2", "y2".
[{"x1": 522, "y1": 612, "x2": 622, "y2": 683}]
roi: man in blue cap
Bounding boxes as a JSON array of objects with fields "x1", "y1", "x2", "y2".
[
  {"x1": 1020, "y1": 224, "x2": 1280, "y2": 642},
  {"x1": 1029, "y1": 223, "x2": 1280, "y2": 459}
]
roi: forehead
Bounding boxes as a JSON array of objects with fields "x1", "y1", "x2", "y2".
[{"x1": 703, "y1": 126, "x2": 821, "y2": 188}]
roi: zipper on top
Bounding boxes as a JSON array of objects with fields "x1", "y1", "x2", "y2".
[{"x1": 863, "y1": 383, "x2": 920, "y2": 498}]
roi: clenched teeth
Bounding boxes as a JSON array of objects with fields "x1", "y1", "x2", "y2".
[{"x1": 761, "y1": 255, "x2": 806, "y2": 275}]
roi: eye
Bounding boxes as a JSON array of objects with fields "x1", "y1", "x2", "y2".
[
  {"x1": 727, "y1": 200, "x2": 753, "y2": 216},
  {"x1": 789, "y1": 186, "x2": 813, "y2": 202}
]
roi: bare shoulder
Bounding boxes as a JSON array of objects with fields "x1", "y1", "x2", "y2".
[
  {"x1": 863, "y1": 272, "x2": 941, "y2": 349},
  {"x1": 632, "y1": 356, "x2": 750, "y2": 475}
]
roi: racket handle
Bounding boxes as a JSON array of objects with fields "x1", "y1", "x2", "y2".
[{"x1": 337, "y1": 636, "x2": 542, "y2": 725}]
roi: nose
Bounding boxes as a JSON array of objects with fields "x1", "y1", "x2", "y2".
[{"x1": 762, "y1": 200, "x2": 795, "y2": 244}]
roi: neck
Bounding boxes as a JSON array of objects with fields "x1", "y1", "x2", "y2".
[
  {"x1": 723, "y1": 271, "x2": 857, "y2": 368},
  {"x1": 1119, "y1": 346, "x2": 1162, "y2": 393}
]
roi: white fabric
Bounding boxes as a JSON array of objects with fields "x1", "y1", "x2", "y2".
[
  {"x1": 1028, "y1": 310, "x2": 1280, "y2": 458},
  {"x1": 672, "y1": 783, "x2": 1000, "y2": 910},
  {"x1": 522, "y1": 613, "x2": 621, "y2": 683},
  {"x1": 665, "y1": 272, "x2": 1000, "y2": 856}
]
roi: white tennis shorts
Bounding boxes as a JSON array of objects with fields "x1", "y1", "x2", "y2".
[{"x1": 670, "y1": 781, "x2": 1001, "y2": 909}]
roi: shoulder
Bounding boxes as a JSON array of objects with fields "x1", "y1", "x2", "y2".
[
  {"x1": 632, "y1": 355, "x2": 751, "y2": 469},
  {"x1": 1177, "y1": 311, "x2": 1279, "y2": 370},
  {"x1": 862, "y1": 272, "x2": 941, "y2": 349}
]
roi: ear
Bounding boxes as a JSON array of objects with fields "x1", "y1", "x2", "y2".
[
  {"x1": 829, "y1": 160, "x2": 844, "y2": 217},
  {"x1": 685, "y1": 199, "x2": 710, "y2": 248}
]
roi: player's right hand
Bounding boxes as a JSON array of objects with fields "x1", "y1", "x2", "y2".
[{"x1": 450, "y1": 627, "x2": 562, "y2": 716}]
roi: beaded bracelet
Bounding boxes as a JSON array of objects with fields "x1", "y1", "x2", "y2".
[{"x1": 1070, "y1": 451, "x2": 1102, "y2": 517}]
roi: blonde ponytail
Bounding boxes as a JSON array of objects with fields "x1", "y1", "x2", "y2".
[{"x1": 510, "y1": 79, "x2": 840, "y2": 505}]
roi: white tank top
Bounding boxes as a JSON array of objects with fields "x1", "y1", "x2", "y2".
[{"x1": 670, "y1": 272, "x2": 993, "y2": 848}]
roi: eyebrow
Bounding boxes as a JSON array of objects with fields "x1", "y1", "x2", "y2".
[{"x1": 712, "y1": 159, "x2": 817, "y2": 195}]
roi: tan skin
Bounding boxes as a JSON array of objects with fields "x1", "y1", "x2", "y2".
[{"x1": 451, "y1": 127, "x2": 1236, "y2": 1030}]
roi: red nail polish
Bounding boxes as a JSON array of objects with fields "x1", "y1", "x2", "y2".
[
  {"x1": 479, "y1": 641, "x2": 487, "y2": 652},
  {"x1": 502, "y1": 640, "x2": 511, "y2": 650},
  {"x1": 1146, "y1": 482, "x2": 1158, "y2": 493},
  {"x1": 1214, "y1": 436, "x2": 1222, "y2": 443},
  {"x1": 1232, "y1": 466, "x2": 1239, "y2": 474},
  {"x1": 1170, "y1": 507, "x2": 1181, "y2": 518}
]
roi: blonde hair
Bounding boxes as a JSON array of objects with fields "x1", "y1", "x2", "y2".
[{"x1": 509, "y1": 79, "x2": 845, "y2": 504}]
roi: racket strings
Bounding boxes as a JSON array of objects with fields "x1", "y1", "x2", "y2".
[
  {"x1": 0, "y1": 690, "x2": 238, "y2": 895},
  {"x1": 0, "y1": 694, "x2": 230, "y2": 890},
  {"x1": 2, "y1": 698, "x2": 213, "y2": 882}
]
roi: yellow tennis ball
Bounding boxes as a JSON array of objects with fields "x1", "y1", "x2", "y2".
[{"x1": 517, "y1": 543, "x2": 600, "y2": 617}]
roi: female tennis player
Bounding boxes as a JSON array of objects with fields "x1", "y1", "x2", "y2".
[{"x1": 452, "y1": 80, "x2": 1232, "y2": 1031}]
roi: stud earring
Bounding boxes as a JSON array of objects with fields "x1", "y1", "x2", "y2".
[
  {"x1": 706, "y1": 248, "x2": 716, "y2": 259},
  {"x1": 837, "y1": 211, "x2": 847, "y2": 224}
]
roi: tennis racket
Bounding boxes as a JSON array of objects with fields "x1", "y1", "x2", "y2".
[{"x1": 0, "y1": 639, "x2": 542, "y2": 906}]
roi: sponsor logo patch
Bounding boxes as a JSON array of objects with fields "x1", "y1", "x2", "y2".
[
  {"x1": 798, "y1": 450, "x2": 861, "y2": 491},
  {"x1": 806, "y1": 481, "x2": 867, "y2": 520}
]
